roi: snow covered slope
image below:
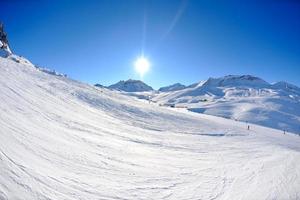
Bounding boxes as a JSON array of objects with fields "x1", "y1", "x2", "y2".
[
  {"x1": 108, "y1": 79, "x2": 153, "y2": 92},
  {"x1": 1, "y1": 57, "x2": 300, "y2": 200},
  {"x1": 158, "y1": 83, "x2": 186, "y2": 92},
  {"x1": 153, "y1": 75, "x2": 300, "y2": 134}
]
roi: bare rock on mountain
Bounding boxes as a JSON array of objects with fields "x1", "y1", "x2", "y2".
[{"x1": 0, "y1": 22, "x2": 12, "y2": 57}]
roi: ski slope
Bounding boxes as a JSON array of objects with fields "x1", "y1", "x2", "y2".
[{"x1": 1, "y1": 56, "x2": 300, "y2": 200}]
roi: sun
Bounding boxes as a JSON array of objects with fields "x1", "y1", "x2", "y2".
[{"x1": 134, "y1": 56, "x2": 150, "y2": 77}]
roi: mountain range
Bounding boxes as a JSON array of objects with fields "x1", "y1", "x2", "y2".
[{"x1": 100, "y1": 75, "x2": 300, "y2": 134}]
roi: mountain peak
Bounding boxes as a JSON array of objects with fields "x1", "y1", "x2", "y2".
[
  {"x1": 108, "y1": 79, "x2": 153, "y2": 92},
  {"x1": 204, "y1": 75, "x2": 269, "y2": 87}
]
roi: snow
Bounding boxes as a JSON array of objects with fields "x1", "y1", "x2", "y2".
[
  {"x1": 35, "y1": 66, "x2": 67, "y2": 77},
  {"x1": 1, "y1": 57, "x2": 300, "y2": 199},
  {"x1": 0, "y1": 43, "x2": 12, "y2": 57},
  {"x1": 0, "y1": 49, "x2": 8, "y2": 58},
  {"x1": 158, "y1": 83, "x2": 186, "y2": 92},
  {"x1": 152, "y1": 75, "x2": 300, "y2": 134},
  {"x1": 272, "y1": 81, "x2": 300, "y2": 94}
]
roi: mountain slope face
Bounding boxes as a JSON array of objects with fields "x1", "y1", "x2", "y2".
[
  {"x1": 158, "y1": 83, "x2": 186, "y2": 92},
  {"x1": 153, "y1": 75, "x2": 300, "y2": 134},
  {"x1": 1, "y1": 57, "x2": 300, "y2": 200},
  {"x1": 108, "y1": 79, "x2": 153, "y2": 92}
]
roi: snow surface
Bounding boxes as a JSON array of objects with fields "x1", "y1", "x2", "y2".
[
  {"x1": 152, "y1": 76, "x2": 300, "y2": 134},
  {"x1": 158, "y1": 83, "x2": 186, "y2": 92},
  {"x1": 1, "y1": 57, "x2": 300, "y2": 199}
]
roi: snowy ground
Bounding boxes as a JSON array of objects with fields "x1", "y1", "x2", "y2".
[
  {"x1": 151, "y1": 77, "x2": 300, "y2": 134},
  {"x1": 1, "y1": 56, "x2": 300, "y2": 199}
]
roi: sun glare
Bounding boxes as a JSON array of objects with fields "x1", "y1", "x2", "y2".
[{"x1": 134, "y1": 56, "x2": 150, "y2": 77}]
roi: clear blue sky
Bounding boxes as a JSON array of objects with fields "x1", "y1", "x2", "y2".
[{"x1": 1, "y1": 0, "x2": 300, "y2": 88}]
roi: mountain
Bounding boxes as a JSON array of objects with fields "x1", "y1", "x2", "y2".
[
  {"x1": 94, "y1": 83, "x2": 105, "y2": 88},
  {"x1": 2, "y1": 54, "x2": 300, "y2": 200},
  {"x1": 158, "y1": 83, "x2": 186, "y2": 92},
  {"x1": 108, "y1": 79, "x2": 153, "y2": 92},
  {"x1": 152, "y1": 75, "x2": 300, "y2": 133},
  {"x1": 272, "y1": 81, "x2": 300, "y2": 94},
  {"x1": 203, "y1": 75, "x2": 270, "y2": 87}
]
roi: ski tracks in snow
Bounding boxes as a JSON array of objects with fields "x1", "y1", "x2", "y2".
[{"x1": 1, "y1": 57, "x2": 300, "y2": 199}]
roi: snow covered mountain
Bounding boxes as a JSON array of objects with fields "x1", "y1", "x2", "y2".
[
  {"x1": 153, "y1": 75, "x2": 300, "y2": 134},
  {"x1": 158, "y1": 83, "x2": 186, "y2": 92},
  {"x1": 1, "y1": 54, "x2": 300, "y2": 199},
  {"x1": 108, "y1": 79, "x2": 153, "y2": 92},
  {"x1": 272, "y1": 81, "x2": 300, "y2": 94}
]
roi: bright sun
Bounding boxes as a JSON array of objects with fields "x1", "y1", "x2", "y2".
[{"x1": 134, "y1": 57, "x2": 150, "y2": 77}]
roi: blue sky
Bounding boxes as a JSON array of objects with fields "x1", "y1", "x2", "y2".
[{"x1": 1, "y1": 0, "x2": 300, "y2": 89}]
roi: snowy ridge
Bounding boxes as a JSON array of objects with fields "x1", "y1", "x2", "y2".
[
  {"x1": 203, "y1": 75, "x2": 270, "y2": 87},
  {"x1": 272, "y1": 81, "x2": 300, "y2": 94},
  {"x1": 158, "y1": 83, "x2": 186, "y2": 92},
  {"x1": 35, "y1": 66, "x2": 67, "y2": 77},
  {"x1": 1, "y1": 57, "x2": 300, "y2": 199},
  {"x1": 152, "y1": 75, "x2": 300, "y2": 134}
]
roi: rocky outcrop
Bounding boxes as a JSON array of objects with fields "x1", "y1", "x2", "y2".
[{"x1": 0, "y1": 22, "x2": 12, "y2": 57}]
